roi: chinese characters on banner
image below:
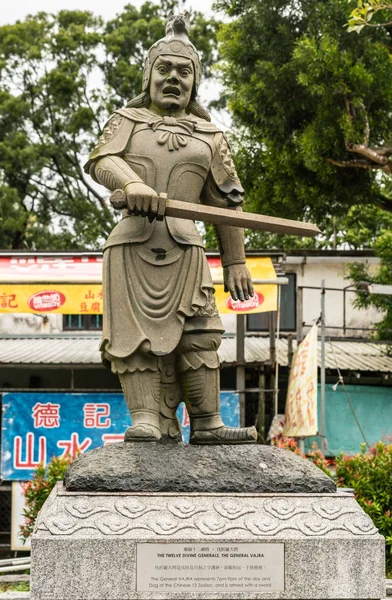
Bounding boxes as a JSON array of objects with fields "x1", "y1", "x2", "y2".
[
  {"x1": 283, "y1": 325, "x2": 318, "y2": 437},
  {"x1": 0, "y1": 256, "x2": 277, "y2": 315},
  {"x1": 0, "y1": 285, "x2": 103, "y2": 314},
  {"x1": 1, "y1": 392, "x2": 240, "y2": 480}
]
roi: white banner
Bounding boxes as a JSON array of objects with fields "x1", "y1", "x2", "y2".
[{"x1": 283, "y1": 325, "x2": 318, "y2": 437}]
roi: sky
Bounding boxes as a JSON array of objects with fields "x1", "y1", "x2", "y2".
[{"x1": 0, "y1": 0, "x2": 218, "y2": 26}]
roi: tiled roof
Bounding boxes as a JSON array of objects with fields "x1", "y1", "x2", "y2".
[{"x1": 0, "y1": 335, "x2": 391, "y2": 372}]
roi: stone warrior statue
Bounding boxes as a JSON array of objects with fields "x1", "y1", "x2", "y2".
[{"x1": 85, "y1": 13, "x2": 257, "y2": 445}]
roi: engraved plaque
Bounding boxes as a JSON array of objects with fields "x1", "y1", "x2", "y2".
[{"x1": 136, "y1": 543, "x2": 284, "y2": 593}]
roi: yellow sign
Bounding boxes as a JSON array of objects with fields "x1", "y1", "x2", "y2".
[
  {"x1": 0, "y1": 257, "x2": 277, "y2": 315},
  {"x1": 214, "y1": 283, "x2": 277, "y2": 314},
  {"x1": 283, "y1": 325, "x2": 318, "y2": 437},
  {"x1": 0, "y1": 285, "x2": 102, "y2": 314},
  {"x1": 209, "y1": 256, "x2": 278, "y2": 315}
]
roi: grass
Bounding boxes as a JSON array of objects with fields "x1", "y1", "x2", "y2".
[{"x1": 0, "y1": 580, "x2": 30, "y2": 592}]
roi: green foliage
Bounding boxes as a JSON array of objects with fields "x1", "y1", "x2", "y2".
[
  {"x1": 216, "y1": 0, "x2": 392, "y2": 248},
  {"x1": 343, "y1": 0, "x2": 392, "y2": 341},
  {"x1": 347, "y1": 227, "x2": 392, "y2": 341},
  {"x1": 0, "y1": 4, "x2": 219, "y2": 249},
  {"x1": 336, "y1": 441, "x2": 392, "y2": 573},
  {"x1": 19, "y1": 454, "x2": 73, "y2": 542},
  {"x1": 0, "y1": 582, "x2": 30, "y2": 593},
  {"x1": 306, "y1": 442, "x2": 335, "y2": 476},
  {"x1": 274, "y1": 437, "x2": 392, "y2": 573},
  {"x1": 0, "y1": 10, "x2": 110, "y2": 249},
  {"x1": 347, "y1": 0, "x2": 392, "y2": 33}
]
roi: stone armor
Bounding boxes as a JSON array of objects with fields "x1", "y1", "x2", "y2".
[
  {"x1": 87, "y1": 107, "x2": 244, "y2": 251},
  {"x1": 85, "y1": 62, "x2": 257, "y2": 445}
]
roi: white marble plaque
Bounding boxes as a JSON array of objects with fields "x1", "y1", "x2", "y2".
[{"x1": 136, "y1": 543, "x2": 284, "y2": 593}]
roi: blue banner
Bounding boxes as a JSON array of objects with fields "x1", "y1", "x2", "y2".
[{"x1": 1, "y1": 392, "x2": 239, "y2": 480}]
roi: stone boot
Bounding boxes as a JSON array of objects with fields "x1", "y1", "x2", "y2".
[
  {"x1": 180, "y1": 366, "x2": 257, "y2": 445},
  {"x1": 119, "y1": 371, "x2": 161, "y2": 442}
]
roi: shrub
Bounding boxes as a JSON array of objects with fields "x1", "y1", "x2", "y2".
[
  {"x1": 20, "y1": 454, "x2": 73, "y2": 543},
  {"x1": 274, "y1": 437, "x2": 392, "y2": 574},
  {"x1": 0, "y1": 582, "x2": 30, "y2": 594},
  {"x1": 273, "y1": 436, "x2": 301, "y2": 455},
  {"x1": 336, "y1": 441, "x2": 392, "y2": 575}
]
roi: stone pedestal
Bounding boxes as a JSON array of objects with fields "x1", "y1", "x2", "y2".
[{"x1": 30, "y1": 483, "x2": 385, "y2": 600}]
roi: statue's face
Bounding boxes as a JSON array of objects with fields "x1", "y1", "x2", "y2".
[{"x1": 150, "y1": 56, "x2": 194, "y2": 113}]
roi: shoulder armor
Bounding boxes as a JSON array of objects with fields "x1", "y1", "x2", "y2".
[
  {"x1": 116, "y1": 107, "x2": 155, "y2": 123},
  {"x1": 211, "y1": 133, "x2": 244, "y2": 198},
  {"x1": 84, "y1": 112, "x2": 135, "y2": 173},
  {"x1": 193, "y1": 118, "x2": 222, "y2": 134}
]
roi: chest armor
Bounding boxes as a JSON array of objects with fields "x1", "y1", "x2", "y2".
[
  {"x1": 125, "y1": 123, "x2": 214, "y2": 201},
  {"x1": 105, "y1": 121, "x2": 216, "y2": 250}
]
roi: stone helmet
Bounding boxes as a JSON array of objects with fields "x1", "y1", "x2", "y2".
[{"x1": 142, "y1": 12, "x2": 201, "y2": 98}]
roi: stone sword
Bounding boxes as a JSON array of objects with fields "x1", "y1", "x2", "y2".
[{"x1": 109, "y1": 189, "x2": 320, "y2": 237}]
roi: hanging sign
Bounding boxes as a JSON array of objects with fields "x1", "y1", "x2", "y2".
[
  {"x1": 0, "y1": 284, "x2": 103, "y2": 314},
  {"x1": 283, "y1": 325, "x2": 318, "y2": 437},
  {"x1": 0, "y1": 256, "x2": 277, "y2": 315},
  {"x1": 211, "y1": 257, "x2": 278, "y2": 314}
]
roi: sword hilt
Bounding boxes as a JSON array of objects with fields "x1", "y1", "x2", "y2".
[
  {"x1": 109, "y1": 190, "x2": 167, "y2": 221},
  {"x1": 109, "y1": 189, "x2": 127, "y2": 209}
]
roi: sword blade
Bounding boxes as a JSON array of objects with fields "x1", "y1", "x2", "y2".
[
  {"x1": 109, "y1": 190, "x2": 320, "y2": 238},
  {"x1": 166, "y1": 199, "x2": 320, "y2": 238}
]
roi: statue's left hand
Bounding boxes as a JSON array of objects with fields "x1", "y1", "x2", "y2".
[{"x1": 223, "y1": 264, "x2": 254, "y2": 302}]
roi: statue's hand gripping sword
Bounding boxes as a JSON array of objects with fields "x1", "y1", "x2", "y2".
[{"x1": 109, "y1": 189, "x2": 320, "y2": 238}]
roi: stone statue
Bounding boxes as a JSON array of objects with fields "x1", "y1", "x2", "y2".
[{"x1": 85, "y1": 12, "x2": 258, "y2": 445}]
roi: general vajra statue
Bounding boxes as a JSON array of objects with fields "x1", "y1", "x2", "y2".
[{"x1": 84, "y1": 13, "x2": 317, "y2": 445}]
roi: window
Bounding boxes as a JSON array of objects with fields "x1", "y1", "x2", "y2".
[
  {"x1": 63, "y1": 315, "x2": 103, "y2": 331},
  {"x1": 247, "y1": 272, "x2": 296, "y2": 332}
]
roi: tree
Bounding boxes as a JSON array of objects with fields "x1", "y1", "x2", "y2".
[
  {"x1": 347, "y1": 0, "x2": 392, "y2": 33},
  {"x1": 344, "y1": 0, "x2": 392, "y2": 340},
  {"x1": 215, "y1": 0, "x2": 392, "y2": 248},
  {"x1": 0, "y1": 4, "x2": 219, "y2": 249},
  {"x1": 347, "y1": 228, "x2": 392, "y2": 341}
]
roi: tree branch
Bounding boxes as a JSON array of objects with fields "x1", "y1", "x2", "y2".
[
  {"x1": 30, "y1": 177, "x2": 58, "y2": 193},
  {"x1": 327, "y1": 156, "x2": 392, "y2": 173},
  {"x1": 69, "y1": 142, "x2": 109, "y2": 210},
  {"x1": 339, "y1": 97, "x2": 392, "y2": 173},
  {"x1": 344, "y1": 97, "x2": 370, "y2": 146},
  {"x1": 345, "y1": 141, "x2": 390, "y2": 166},
  {"x1": 326, "y1": 157, "x2": 380, "y2": 169},
  {"x1": 82, "y1": 86, "x2": 103, "y2": 133},
  {"x1": 374, "y1": 146, "x2": 392, "y2": 157},
  {"x1": 51, "y1": 156, "x2": 76, "y2": 200},
  {"x1": 359, "y1": 19, "x2": 392, "y2": 27}
]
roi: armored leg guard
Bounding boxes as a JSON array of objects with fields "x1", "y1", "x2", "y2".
[
  {"x1": 159, "y1": 355, "x2": 182, "y2": 443},
  {"x1": 177, "y1": 333, "x2": 257, "y2": 445},
  {"x1": 119, "y1": 370, "x2": 161, "y2": 442}
]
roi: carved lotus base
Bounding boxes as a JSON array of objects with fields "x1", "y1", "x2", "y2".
[{"x1": 30, "y1": 483, "x2": 385, "y2": 600}]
